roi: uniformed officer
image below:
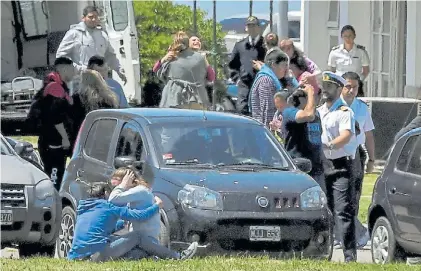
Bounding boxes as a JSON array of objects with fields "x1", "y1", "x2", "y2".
[
  {"x1": 328, "y1": 25, "x2": 370, "y2": 81},
  {"x1": 228, "y1": 16, "x2": 266, "y2": 115},
  {"x1": 340, "y1": 71, "x2": 376, "y2": 248},
  {"x1": 318, "y1": 71, "x2": 358, "y2": 262}
]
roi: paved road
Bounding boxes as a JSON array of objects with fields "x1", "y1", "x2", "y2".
[{"x1": 1, "y1": 247, "x2": 373, "y2": 263}]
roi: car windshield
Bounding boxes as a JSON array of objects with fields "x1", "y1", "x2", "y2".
[
  {"x1": 0, "y1": 136, "x2": 14, "y2": 156},
  {"x1": 149, "y1": 122, "x2": 290, "y2": 168}
]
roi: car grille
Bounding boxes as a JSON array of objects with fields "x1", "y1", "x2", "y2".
[
  {"x1": 221, "y1": 192, "x2": 301, "y2": 212},
  {"x1": 1, "y1": 184, "x2": 26, "y2": 207}
]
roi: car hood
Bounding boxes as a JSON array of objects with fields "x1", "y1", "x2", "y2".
[
  {"x1": 1, "y1": 155, "x2": 48, "y2": 185},
  {"x1": 158, "y1": 168, "x2": 318, "y2": 194}
]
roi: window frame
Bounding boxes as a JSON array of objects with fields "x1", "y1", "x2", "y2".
[
  {"x1": 83, "y1": 118, "x2": 118, "y2": 164},
  {"x1": 113, "y1": 121, "x2": 148, "y2": 162},
  {"x1": 327, "y1": 0, "x2": 340, "y2": 29},
  {"x1": 17, "y1": 0, "x2": 49, "y2": 41},
  {"x1": 395, "y1": 135, "x2": 421, "y2": 175},
  {"x1": 327, "y1": 29, "x2": 339, "y2": 54},
  {"x1": 110, "y1": 0, "x2": 129, "y2": 32}
]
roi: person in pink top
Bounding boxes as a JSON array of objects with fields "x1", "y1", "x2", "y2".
[
  {"x1": 153, "y1": 35, "x2": 215, "y2": 82},
  {"x1": 289, "y1": 56, "x2": 322, "y2": 104}
]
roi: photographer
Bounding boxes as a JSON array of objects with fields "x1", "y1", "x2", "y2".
[{"x1": 281, "y1": 84, "x2": 325, "y2": 192}]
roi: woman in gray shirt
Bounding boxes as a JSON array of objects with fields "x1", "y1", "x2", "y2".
[{"x1": 156, "y1": 31, "x2": 209, "y2": 109}]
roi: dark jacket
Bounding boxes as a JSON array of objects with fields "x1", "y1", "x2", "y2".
[
  {"x1": 228, "y1": 36, "x2": 266, "y2": 87},
  {"x1": 38, "y1": 72, "x2": 73, "y2": 148},
  {"x1": 394, "y1": 116, "x2": 421, "y2": 141}
]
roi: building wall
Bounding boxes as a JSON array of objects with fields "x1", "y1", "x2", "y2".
[
  {"x1": 405, "y1": 0, "x2": 421, "y2": 98},
  {"x1": 347, "y1": 1, "x2": 370, "y2": 54}
]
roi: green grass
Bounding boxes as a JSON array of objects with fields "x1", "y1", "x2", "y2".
[{"x1": 1, "y1": 257, "x2": 419, "y2": 271}]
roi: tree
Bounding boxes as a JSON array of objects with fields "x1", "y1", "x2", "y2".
[{"x1": 133, "y1": 1, "x2": 227, "y2": 82}]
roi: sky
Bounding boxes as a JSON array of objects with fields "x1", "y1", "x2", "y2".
[{"x1": 173, "y1": 0, "x2": 301, "y2": 21}]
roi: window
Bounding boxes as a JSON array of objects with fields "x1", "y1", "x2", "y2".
[
  {"x1": 115, "y1": 123, "x2": 145, "y2": 161},
  {"x1": 327, "y1": 0, "x2": 339, "y2": 28},
  {"x1": 84, "y1": 119, "x2": 117, "y2": 162},
  {"x1": 110, "y1": 0, "x2": 128, "y2": 31},
  {"x1": 328, "y1": 29, "x2": 339, "y2": 53},
  {"x1": 396, "y1": 135, "x2": 421, "y2": 173},
  {"x1": 18, "y1": 0, "x2": 48, "y2": 39},
  {"x1": 288, "y1": 21, "x2": 300, "y2": 40}
]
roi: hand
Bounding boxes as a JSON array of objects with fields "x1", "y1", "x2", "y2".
[
  {"x1": 366, "y1": 160, "x2": 375, "y2": 173},
  {"x1": 117, "y1": 68, "x2": 127, "y2": 85},
  {"x1": 154, "y1": 196, "x2": 164, "y2": 208},
  {"x1": 302, "y1": 84, "x2": 315, "y2": 95},
  {"x1": 252, "y1": 60, "x2": 263, "y2": 71},
  {"x1": 62, "y1": 137, "x2": 71, "y2": 149},
  {"x1": 121, "y1": 171, "x2": 135, "y2": 189},
  {"x1": 161, "y1": 51, "x2": 177, "y2": 63}
]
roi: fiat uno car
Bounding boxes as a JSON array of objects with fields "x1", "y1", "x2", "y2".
[{"x1": 57, "y1": 108, "x2": 333, "y2": 259}]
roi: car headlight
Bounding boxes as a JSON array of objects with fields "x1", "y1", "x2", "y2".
[
  {"x1": 300, "y1": 186, "x2": 327, "y2": 210},
  {"x1": 177, "y1": 184, "x2": 223, "y2": 211},
  {"x1": 35, "y1": 179, "x2": 55, "y2": 200}
]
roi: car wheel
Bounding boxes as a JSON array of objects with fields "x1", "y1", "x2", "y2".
[
  {"x1": 371, "y1": 216, "x2": 405, "y2": 264},
  {"x1": 56, "y1": 206, "x2": 76, "y2": 259},
  {"x1": 159, "y1": 220, "x2": 170, "y2": 248},
  {"x1": 19, "y1": 243, "x2": 54, "y2": 258}
]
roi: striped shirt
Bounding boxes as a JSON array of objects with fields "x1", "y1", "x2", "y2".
[{"x1": 251, "y1": 75, "x2": 277, "y2": 128}]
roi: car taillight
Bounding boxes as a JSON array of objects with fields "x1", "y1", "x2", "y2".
[{"x1": 72, "y1": 119, "x2": 85, "y2": 155}]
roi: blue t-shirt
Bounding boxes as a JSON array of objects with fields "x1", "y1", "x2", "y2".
[
  {"x1": 281, "y1": 107, "x2": 324, "y2": 175},
  {"x1": 106, "y1": 78, "x2": 129, "y2": 108}
]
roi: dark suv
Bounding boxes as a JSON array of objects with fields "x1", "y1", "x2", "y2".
[
  {"x1": 368, "y1": 127, "x2": 421, "y2": 264},
  {"x1": 57, "y1": 108, "x2": 333, "y2": 259}
]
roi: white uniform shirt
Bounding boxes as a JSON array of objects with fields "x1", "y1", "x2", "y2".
[
  {"x1": 318, "y1": 99, "x2": 358, "y2": 160},
  {"x1": 341, "y1": 96, "x2": 375, "y2": 145},
  {"x1": 328, "y1": 44, "x2": 370, "y2": 77}
]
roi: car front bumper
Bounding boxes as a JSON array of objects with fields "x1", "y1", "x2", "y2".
[
  {"x1": 170, "y1": 207, "x2": 333, "y2": 259},
  {"x1": 1, "y1": 185, "x2": 60, "y2": 246}
]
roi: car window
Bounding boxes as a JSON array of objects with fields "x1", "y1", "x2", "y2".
[
  {"x1": 0, "y1": 136, "x2": 14, "y2": 155},
  {"x1": 396, "y1": 135, "x2": 421, "y2": 174},
  {"x1": 84, "y1": 119, "x2": 117, "y2": 162},
  {"x1": 149, "y1": 122, "x2": 289, "y2": 168},
  {"x1": 115, "y1": 123, "x2": 145, "y2": 161}
]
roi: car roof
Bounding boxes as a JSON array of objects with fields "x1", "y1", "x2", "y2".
[{"x1": 86, "y1": 108, "x2": 263, "y2": 125}]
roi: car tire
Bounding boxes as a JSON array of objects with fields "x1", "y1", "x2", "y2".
[
  {"x1": 159, "y1": 220, "x2": 170, "y2": 249},
  {"x1": 19, "y1": 243, "x2": 54, "y2": 258},
  {"x1": 371, "y1": 216, "x2": 406, "y2": 264},
  {"x1": 55, "y1": 206, "x2": 76, "y2": 259}
]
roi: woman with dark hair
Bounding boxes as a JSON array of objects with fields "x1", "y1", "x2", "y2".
[
  {"x1": 280, "y1": 39, "x2": 321, "y2": 77},
  {"x1": 328, "y1": 25, "x2": 370, "y2": 81},
  {"x1": 156, "y1": 31, "x2": 209, "y2": 109},
  {"x1": 250, "y1": 49, "x2": 299, "y2": 127}
]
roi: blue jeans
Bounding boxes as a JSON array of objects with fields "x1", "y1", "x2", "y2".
[{"x1": 92, "y1": 231, "x2": 179, "y2": 262}]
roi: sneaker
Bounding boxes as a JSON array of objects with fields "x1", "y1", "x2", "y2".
[
  {"x1": 356, "y1": 230, "x2": 370, "y2": 249},
  {"x1": 179, "y1": 242, "x2": 198, "y2": 260}
]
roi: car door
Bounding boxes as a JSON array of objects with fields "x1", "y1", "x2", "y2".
[
  {"x1": 79, "y1": 118, "x2": 118, "y2": 198},
  {"x1": 388, "y1": 133, "x2": 421, "y2": 242},
  {"x1": 101, "y1": 0, "x2": 141, "y2": 101}
]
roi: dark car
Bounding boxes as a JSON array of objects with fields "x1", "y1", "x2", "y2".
[
  {"x1": 57, "y1": 108, "x2": 333, "y2": 259},
  {"x1": 368, "y1": 127, "x2": 421, "y2": 264}
]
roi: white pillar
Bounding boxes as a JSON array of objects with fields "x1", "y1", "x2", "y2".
[
  {"x1": 338, "y1": 0, "x2": 349, "y2": 44},
  {"x1": 300, "y1": 0, "x2": 310, "y2": 54},
  {"x1": 277, "y1": 0, "x2": 289, "y2": 40},
  {"x1": 405, "y1": 1, "x2": 421, "y2": 91}
]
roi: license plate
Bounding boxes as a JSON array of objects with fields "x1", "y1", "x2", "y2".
[
  {"x1": 0, "y1": 210, "x2": 13, "y2": 225},
  {"x1": 249, "y1": 226, "x2": 281, "y2": 241}
]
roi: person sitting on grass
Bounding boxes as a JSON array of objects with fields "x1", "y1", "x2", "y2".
[{"x1": 109, "y1": 167, "x2": 198, "y2": 260}]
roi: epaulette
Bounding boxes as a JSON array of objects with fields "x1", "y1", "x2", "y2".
[
  {"x1": 331, "y1": 45, "x2": 340, "y2": 51},
  {"x1": 358, "y1": 99, "x2": 369, "y2": 106},
  {"x1": 339, "y1": 106, "x2": 349, "y2": 111},
  {"x1": 356, "y1": 44, "x2": 366, "y2": 50}
]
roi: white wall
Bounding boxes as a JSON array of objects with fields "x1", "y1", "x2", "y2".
[
  {"x1": 406, "y1": 1, "x2": 421, "y2": 93},
  {"x1": 347, "y1": 1, "x2": 371, "y2": 56},
  {"x1": 1, "y1": 2, "x2": 18, "y2": 80}
]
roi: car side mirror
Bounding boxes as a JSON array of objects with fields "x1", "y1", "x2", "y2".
[
  {"x1": 293, "y1": 158, "x2": 312, "y2": 174},
  {"x1": 14, "y1": 142, "x2": 34, "y2": 157},
  {"x1": 114, "y1": 156, "x2": 144, "y2": 171}
]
